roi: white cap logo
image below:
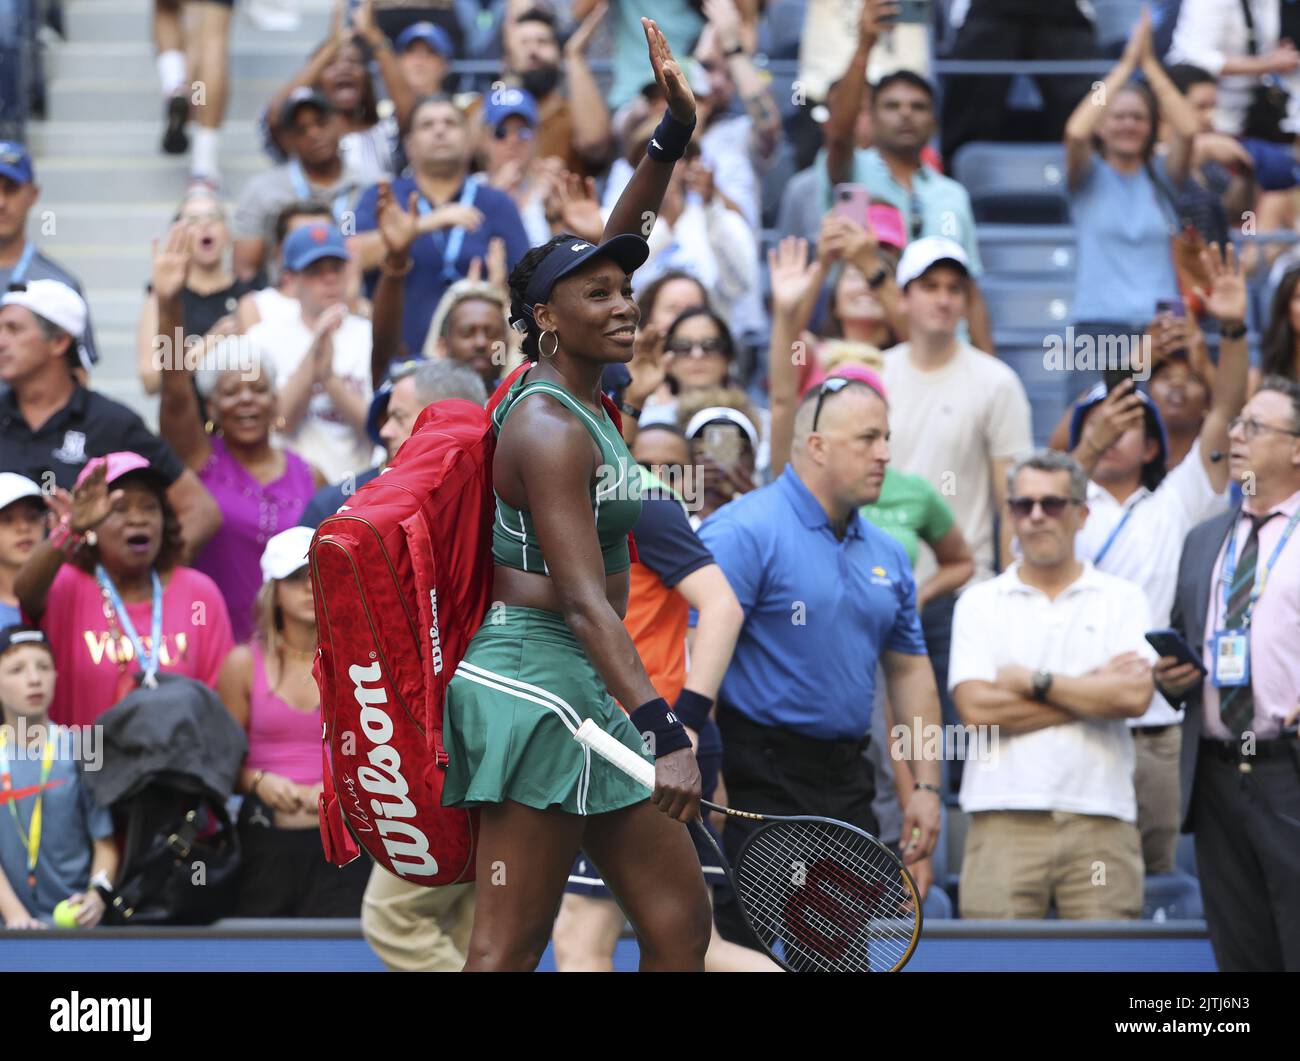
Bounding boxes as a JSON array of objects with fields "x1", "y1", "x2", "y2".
[{"x1": 571, "y1": 242, "x2": 591, "y2": 252}]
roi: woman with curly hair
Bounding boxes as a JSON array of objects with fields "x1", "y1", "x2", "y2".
[
  {"x1": 14, "y1": 453, "x2": 234, "y2": 729},
  {"x1": 439, "y1": 20, "x2": 714, "y2": 972}
]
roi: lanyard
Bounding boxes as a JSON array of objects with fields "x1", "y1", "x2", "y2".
[
  {"x1": 1219, "y1": 507, "x2": 1300, "y2": 626},
  {"x1": 95, "y1": 565, "x2": 164, "y2": 687},
  {"x1": 1093, "y1": 494, "x2": 1146, "y2": 567},
  {"x1": 0, "y1": 729, "x2": 57, "y2": 884},
  {"x1": 416, "y1": 176, "x2": 480, "y2": 283},
  {"x1": 8, "y1": 241, "x2": 35, "y2": 285},
  {"x1": 288, "y1": 160, "x2": 351, "y2": 226}
]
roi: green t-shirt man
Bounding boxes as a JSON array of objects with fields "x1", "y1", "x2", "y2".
[{"x1": 860, "y1": 468, "x2": 956, "y2": 570}]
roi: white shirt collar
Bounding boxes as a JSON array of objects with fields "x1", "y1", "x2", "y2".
[{"x1": 997, "y1": 560, "x2": 1106, "y2": 598}]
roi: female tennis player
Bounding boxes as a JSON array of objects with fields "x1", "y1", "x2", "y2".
[{"x1": 440, "y1": 19, "x2": 713, "y2": 972}]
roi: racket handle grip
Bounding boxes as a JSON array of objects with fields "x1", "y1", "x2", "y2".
[{"x1": 574, "y1": 719, "x2": 656, "y2": 790}]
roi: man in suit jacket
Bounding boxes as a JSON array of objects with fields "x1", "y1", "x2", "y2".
[{"x1": 1158, "y1": 376, "x2": 1300, "y2": 971}]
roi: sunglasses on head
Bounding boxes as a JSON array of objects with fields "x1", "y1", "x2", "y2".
[
  {"x1": 666, "y1": 337, "x2": 728, "y2": 357},
  {"x1": 811, "y1": 377, "x2": 855, "y2": 432},
  {"x1": 1007, "y1": 495, "x2": 1079, "y2": 519}
]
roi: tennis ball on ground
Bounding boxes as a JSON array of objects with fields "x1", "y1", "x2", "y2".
[{"x1": 52, "y1": 899, "x2": 81, "y2": 928}]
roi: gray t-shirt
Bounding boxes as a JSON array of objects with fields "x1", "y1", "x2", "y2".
[
  {"x1": 231, "y1": 161, "x2": 368, "y2": 283},
  {"x1": 0, "y1": 247, "x2": 99, "y2": 366},
  {"x1": 0, "y1": 726, "x2": 113, "y2": 922}
]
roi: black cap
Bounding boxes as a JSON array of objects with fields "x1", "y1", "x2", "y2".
[
  {"x1": 0, "y1": 625, "x2": 51, "y2": 659},
  {"x1": 515, "y1": 235, "x2": 650, "y2": 328},
  {"x1": 280, "y1": 87, "x2": 335, "y2": 128}
]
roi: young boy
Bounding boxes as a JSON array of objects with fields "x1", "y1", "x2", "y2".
[
  {"x1": 0, "y1": 475, "x2": 45, "y2": 629},
  {"x1": 0, "y1": 626, "x2": 117, "y2": 928}
]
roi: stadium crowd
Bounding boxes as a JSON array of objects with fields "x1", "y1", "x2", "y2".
[{"x1": 0, "y1": 0, "x2": 1297, "y2": 972}]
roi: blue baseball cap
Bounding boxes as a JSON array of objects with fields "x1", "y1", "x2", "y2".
[
  {"x1": 282, "y1": 221, "x2": 349, "y2": 271},
  {"x1": 1239, "y1": 137, "x2": 1300, "y2": 191},
  {"x1": 0, "y1": 141, "x2": 33, "y2": 186},
  {"x1": 1068, "y1": 382, "x2": 1169, "y2": 491},
  {"x1": 396, "y1": 21, "x2": 453, "y2": 58},
  {"x1": 514, "y1": 235, "x2": 650, "y2": 326},
  {"x1": 483, "y1": 87, "x2": 538, "y2": 131},
  {"x1": 366, "y1": 359, "x2": 427, "y2": 445}
]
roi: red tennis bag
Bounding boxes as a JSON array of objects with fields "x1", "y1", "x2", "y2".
[{"x1": 310, "y1": 365, "x2": 628, "y2": 886}]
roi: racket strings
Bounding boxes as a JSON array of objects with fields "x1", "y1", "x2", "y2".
[{"x1": 735, "y1": 821, "x2": 918, "y2": 972}]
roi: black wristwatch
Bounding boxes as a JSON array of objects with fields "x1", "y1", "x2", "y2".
[
  {"x1": 1219, "y1": 319, "x2": 1247, "y2": 340},
  {"x1": 1031, "y1": 669, "x2": 1054, "y2": 702},
  {"x1": 867, "y1": 265, "x2": 889, "y2": 290}
]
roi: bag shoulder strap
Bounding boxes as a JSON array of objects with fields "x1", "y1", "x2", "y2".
[{"x1": 1240, "y1": 0, "x2": 1259, "y2": 55}]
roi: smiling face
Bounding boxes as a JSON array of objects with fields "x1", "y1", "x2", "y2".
[
  {"x1": 0, "y1": 498, "x2": 44, "y2": 572},
  {"x1": 537, "y1": 257, "x2": 640, "y2": 364},
  {"x1": 1099, "y1": 86, "x2": 1153, "y2": 161},
  {"x1": 94, "y1": 477, "x2": 165, "y2": 580},
  {"x1": 0, "y1": 644, "x2": 55, "y2": 721},
  {"x1": 647, "y1": 277, "x2": 707, "y2": 334},
  {"x1": 210, "y1": 364, "x2": 276, "y2": 447},
  {"x1": 444, "y1": 297, "x2": 505, "y2": 387},
  {"x1": 1150, "y1": 361, "x2": 1209, "y2": 434},
  {"x1": 834, "y1": 264, "x2": 884, "y2": 324}
]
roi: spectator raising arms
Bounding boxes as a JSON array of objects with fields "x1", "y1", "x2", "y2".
[
  {"x1": 0, "y1": 476, "x2": 44, "y2": 629},
  {"x1": 0, "y1": 627, "x2": 117, "y2": 929},
  {"x1": 152, "y1": 223, "x2": 320, "y2": 645},
  {"x1": 218, "y1": 528, "x2": 371, "y2": 917},
  {"x1": 14, "y1": 454, "x2": 234, "y2": 730},
  {"x1": 1063, "y1": 8, "x2": 1200, "y2": 384},
  {"x1": 138, "y1": 187, "x2": 255, "y2": 396},
  {"x1": 1258, "y1": 265, "x2": 1300, "y2": 387}
]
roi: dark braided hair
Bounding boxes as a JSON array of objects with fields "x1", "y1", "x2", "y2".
[{"x1": 508, "y1": 234, "x2": 576, "y2": 362}]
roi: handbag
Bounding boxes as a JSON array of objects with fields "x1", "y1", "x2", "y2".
[{"x1": 1240, "y1": 0, "x2": 1293, "y2": 142}]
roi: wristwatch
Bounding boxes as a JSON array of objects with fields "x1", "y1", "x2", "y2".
[
  {"x1": 1219, "y1": 319, "x2": 1247, "y2": 340},
  {"x1": 1031, "y1": 669, "x2": 1054, "y2": 702}
]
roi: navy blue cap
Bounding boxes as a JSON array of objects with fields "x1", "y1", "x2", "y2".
[
  {"x1": 280, "y1": 86, "x2": 334, "y2": 128},
  {"x1": 483, "y1": 87, "x2": 538, "y2": 130},
  {"x1": 0, "y1": 141, "x2": 33, "y2": 185},
  {"x1": 366, "y1": 359, "x2": 426, "y2": 445},
  {"x1": 396, "y1": 21, "x2": 453, "y2": 58},
  {"x1": 0, "y1": 625, "x2": 50, "y2": 659},
  {"x1": 282, "y1": 221, "x2": 349, "y2": 271},
  {"x1": 1068, "y1": 382, "x2": 1169, "y2": 491},
  {"x1": 516, "y1": 235, "x2": 650, "y2": 325},
  {"x1": 1239, "y1": 137, "x2": 1300, "y2": 191}
]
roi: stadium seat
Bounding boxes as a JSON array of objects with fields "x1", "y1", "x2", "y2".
[
  {"x1": 1142, "y1": 872, "x2": 1204, "y2": 921},
  {"x1": 923, "y1": 884, "x2": 955, "y2": 920},
  {"x1": 757, "y1": 0, "x2": 807, "y2": 61},
  {"x1": 980, "y1": 278, "x2": 1073, "y2": 335},
  {"x1": 1175, "y1": 834, "x2": 1198, "y2": 878},
  {"x1": 978, "y1": 224, "x2": 1077, "y2": 279},
  {"x1": 952, "y1": 142, "x2": 1070, "y2": 224}
]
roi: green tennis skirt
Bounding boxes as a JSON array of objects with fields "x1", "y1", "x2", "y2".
[{"x1": 441, "y1": 606, "x2": 652, "y2": 815}]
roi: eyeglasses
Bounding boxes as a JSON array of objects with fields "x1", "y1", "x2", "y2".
[
  {"x1": 1006, "y1": 495, "x2": 1080, "y2": 519},
  {"x1": 493, "y1": 124, "x2": 534, "y2": 141},
  {"x1": 811, "y1": 377, "x2": 852, "y2": 433},
  {"x1": 180, "y1": 211, "x2": 224, "y2": 225},
  {"x1": 1229, "y1": 416, "x2": 1300, "y2": 441},
  {"x1": 665, "y1": 337, "x2": 728, "y2": 357}
]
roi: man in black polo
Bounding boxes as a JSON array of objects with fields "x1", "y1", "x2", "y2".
[{"x1": 0, "y1": 280, "x2": 220, "y2": 554}]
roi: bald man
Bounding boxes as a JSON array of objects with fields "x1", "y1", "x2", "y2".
[{"x1": 696, "y1": 378, "x2": 944, "y2": 952}]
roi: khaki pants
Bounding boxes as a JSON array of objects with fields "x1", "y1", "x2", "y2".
[
  {"x1": 1133, "y1": 724, "x2": 1182, "y2": 875},
  {"x1": 361, "y1": 864, "x2": 476, "y2": 972},
  {"x1": 959, "y1": 810, "x2": 1143, "y2": 920}
]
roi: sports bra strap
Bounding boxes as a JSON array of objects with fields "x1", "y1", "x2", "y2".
[{"x1": 502, "y1": 381, "x2": 616, "y2": 442}]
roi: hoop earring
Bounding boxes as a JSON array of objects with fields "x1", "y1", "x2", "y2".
[
  {"x1": 204, "y1": 420, "x2": 215, "y2": 435},
  {"x1": 539, "y1": 329, "x2": 559, "y2": 359},
  {"x1": 274, "y1": 415, "x2": 287, "y2": 432}
]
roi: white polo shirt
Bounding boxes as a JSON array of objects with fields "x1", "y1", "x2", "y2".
[
  {"x1": 1074, "y1": 438, "x2": 1229, "y2": 726},
  {"x1": 949, "y1": 562, "x2": 1154, "y2": 822}
]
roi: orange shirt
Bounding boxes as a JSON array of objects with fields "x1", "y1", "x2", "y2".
[{"x1": 623, "y1": 560, "x2": 690, "y2": 704}]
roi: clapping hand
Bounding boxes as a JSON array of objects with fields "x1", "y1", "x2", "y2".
[{"x1": 375, "y1": 181, "x2": 420, "y2": 257}]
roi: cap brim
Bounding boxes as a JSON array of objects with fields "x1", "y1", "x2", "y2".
[
  {"x1": 286, "y1": 246, "x2": 349, "y2": 272},
  {"x1": 0, "y1": 162, "x2": 31, "y2": 185},
  {"x1": 366, "y1": 383, "x2": 393, "y2": 446},
  {"x1": 282, "y1": 98, "x2": 333, "y2": 126},
  {"x1": 556, "y1": 235, "x2": 650, "y2": 287}
]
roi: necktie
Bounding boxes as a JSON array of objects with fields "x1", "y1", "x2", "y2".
[{"x1": 1219, "y1": 511, "x2": 1279, "y2": 737}]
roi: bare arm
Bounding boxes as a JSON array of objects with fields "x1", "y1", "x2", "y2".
[
  {"x1": 1142, "y1": 53, "x2": 1199, "y2": 187},
  {"x1": 368, "y1": 182, "x2": 419, "y2": 387},
  {"x1": 953, "y1": 679, "x2": 1078, "y2": 734},
  {"x1": 1028, "y1": 656, "x2": 1154, "y2": 719},
  {"x1": 672, "y1": 564, "x2": 744, "y2": 700},
  {"x1": 353, "y1": 4, "x2": 416, "y2": 134},
  {"x1": 232, "y1": 238, "x2": 265, "y2": 284},
  {"x1": 704, "y1": 0, "x2": 781, "y2": 168},
  {"x1": 1195, "y1": 242, "x2": 1250, "y2": 492},
  {"x1": 137, "y1": 294, "x2": 162, "y2": 395},
  {"x1": 1064, "y1": 12, "x2": 1148, "y2": 190},
  {"x1": 217, "y1": 644, "x2": 253, "y2": 729},
  {"x1": 966, "y1": 282, "x2": 995, "y2": 356},
  {"x1": 825, "y1": 1, "x2": 882, "y2": 187},
  {"x1": 564, "y1": 2, "x2": 614, "y2": 165},
  {"x1": 321, "y1": 373, "x2": 369, "y2": 435},
  {"x1": 153, "y1": 228, "x2": 214, "y2": 472},
  {"x1": 167, "y1": 470, "x2": 222, "y2": 559},
  {"x1": 765, "y1": 235, "x2": 827, "y2": 472},
  {"x1": 916, "y1": 523, "x2": 975, "y2": 608},
  {"x1": 265, "y1": 4, "x2": 345, "y2": 142},
  {"x1": 881, "y1": 649, "x2": 943, "y2": 862},
  {"x1": 991, "y1": 456, "x2": 1015, "y2": 573}
]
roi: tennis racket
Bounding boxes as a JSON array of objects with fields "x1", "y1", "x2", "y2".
[{"x1": 573, "y1": 720, "x2": 922, "y2": 972}]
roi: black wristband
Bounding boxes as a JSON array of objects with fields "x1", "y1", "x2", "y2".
[
  {"x1": 1219, "y1": 320, "x2": 1247, "y2": 340},
  {"x1": 645, "y1": 110, "x2": 697, "y2": 163},
  {"x1": 672, "y1": 688, "x2": 713, "y2": 730},
  {"x1": 617, "y1": 399, "x2": 642, "y2": 419},
  {"x1": 631, "y1": 697, "x2": 692, "y2": 758}
]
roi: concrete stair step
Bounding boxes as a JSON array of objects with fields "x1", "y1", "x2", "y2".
[
  {"x1": 47, "y1": 77, "x2": 283, "y2": 123},
  {"x1": 48, "y1": 41, "x2": 327, "y2": 82},
  {"x1": 31, "y1": 156, "x2": 267, "y2": 202},
  {"x1": 63, "y1": 0, "x2": 330, "y2": 47},
  {"x1": 27, "y1": 120, "x2": 267, "y2": 159},
  {"x1": 46, "y1": 246, "x2": 156, "y2": 291},
  {"x1": 22, "y1": 201, "x2": 233, "y2": 248}
]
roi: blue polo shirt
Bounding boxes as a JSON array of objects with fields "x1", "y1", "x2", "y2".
[
  {"x1": 698, "y1": 465, "x2": 928, "y2": 741},
  {"x1": 353, "y1": 175, "x2": 529, "y2": 355}
]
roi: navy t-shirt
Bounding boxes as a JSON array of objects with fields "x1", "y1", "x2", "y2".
[
  {"x1": 634, "y1": 495, "x2": 715, "y2": 589},
  {"x1": 353, "y1": 175, "x2": 529, "y2": 355}
]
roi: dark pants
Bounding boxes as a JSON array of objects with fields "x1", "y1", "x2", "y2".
[
  {"x1": 921, "y1": 593, "x2": 959, "y2": 794},
  {"x1": 1190, "y1": 743, "x2": 1300, "y2": 971},
  {"x1": 236, "y1": 796, "x2": 372, "y2": 918},
  {"x1": 940, "y1": 0, "x2": 1097, "y2": 164},
  {"x1": 713, "y1": 704, "x2": 877, "y2": 953}
]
